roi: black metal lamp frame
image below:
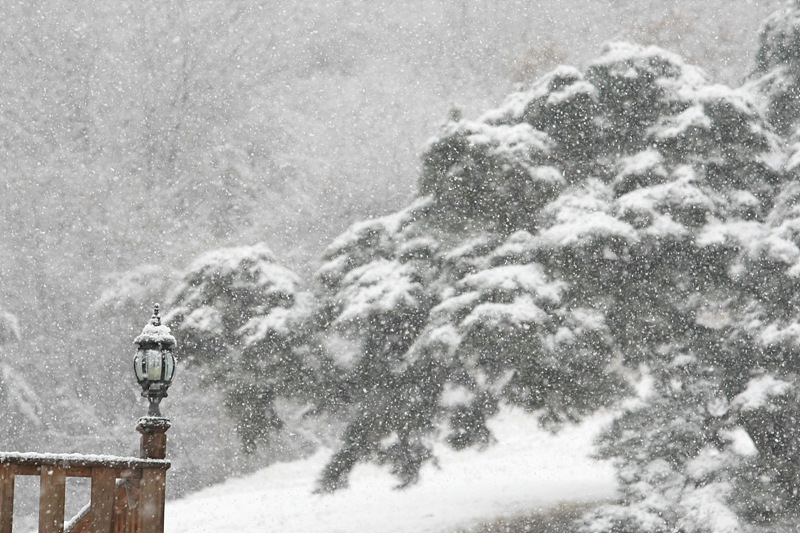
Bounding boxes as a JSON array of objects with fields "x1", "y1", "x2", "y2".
[{"x1": 134, "y1": 304, "x2": 176, "y2": 418}]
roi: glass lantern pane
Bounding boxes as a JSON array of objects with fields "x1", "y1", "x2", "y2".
[
  {"x1": 164, "y1": 351, "x2": 175, "y2": 383},
  {"x1": 134, "y1": 352, "x2": 146, "y2": 382},
  {"x1": 146, "y1": 349, "x2": 163, "y2": 381}
]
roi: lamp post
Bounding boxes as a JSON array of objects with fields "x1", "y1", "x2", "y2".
[{"x1": 134, "y1": 304, "x2": 177, "y2": 461}]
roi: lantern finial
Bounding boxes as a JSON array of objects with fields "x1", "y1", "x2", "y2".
[{"x1": 151, "y1": 303, "x2": 161, "y2": 326}]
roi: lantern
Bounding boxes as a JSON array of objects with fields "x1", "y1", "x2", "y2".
[{"x1": 134, "y1": 304, "x2": 177, "y2": 417}]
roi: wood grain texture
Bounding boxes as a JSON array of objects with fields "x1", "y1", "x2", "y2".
[
  {"x1": 138, "y1": 469, "x2": 166, "y2": 533},
  {"x1": 91, "y1": 467, "x2": 116, "y2": 533},
  {"x1": 39, "y1": 466, "x2": 67, "y2": 533},
  {"x1": 0, "y1": 464, "x2": 14, "y2": 533}
]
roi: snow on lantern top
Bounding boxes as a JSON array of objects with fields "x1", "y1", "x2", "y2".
[{"x1": 134, "y1": 304, "x2": 177, "y2": 350}]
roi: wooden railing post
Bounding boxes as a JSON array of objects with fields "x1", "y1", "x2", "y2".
[
  {"x1": 39, "y1": 465, "x2": 66, "y2": 533},
  {"x1": 90, "y1": 467, "x2": 116, "y2": 533},
  {"x1": 137, "y1": 417, "x2": 170, "y2": 461},
  {"x1": 139, "y1": 469, "x2": 166, "y2": 533},
  {"x1": 137, "y1": 417, "x2": 170, "y2": 533},
  {"x1": 0, "y1": 463, "x2": 14, "y2": 533}
]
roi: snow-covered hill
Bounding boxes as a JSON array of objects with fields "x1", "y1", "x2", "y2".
[{"x1": 165, "y1": 407, "x2": 617, "y2": 533}]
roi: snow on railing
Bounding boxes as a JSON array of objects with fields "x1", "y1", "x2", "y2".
[{"x1": 0, "y1": 451, "x2": 170, "y2": 533}]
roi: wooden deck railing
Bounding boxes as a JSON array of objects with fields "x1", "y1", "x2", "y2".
[{"x1": 0, "y1": 452, "x2": 170, "y2": 533}]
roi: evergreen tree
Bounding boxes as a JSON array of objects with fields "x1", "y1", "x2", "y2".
[
  {"x1": 750, "y1": 0, "x2": 800, "y2": 136},
  {"x1": 576, "y1": 5, "x2": 800, "y2": 532},
  {"x1": 165, "y1": 243, "x2": 322, "y2": 452},
  {"x1": 314, "y1": 34, "x2": 800, "y2": 533}
]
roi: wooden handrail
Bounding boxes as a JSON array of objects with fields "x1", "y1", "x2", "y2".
[
  {"x1": 0, "y1": 452, "x2": 170, "y2": 471},
  {"x1": 0, "y1": 452, "x2": 170, "y2": 477},
  {"x1": 0, "y1": 452, "x2": 170, "y2": 533}
]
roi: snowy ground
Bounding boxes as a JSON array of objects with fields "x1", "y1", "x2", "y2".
[{"x1": 165, "y1": 406, "x2": 618, "y2": 533}]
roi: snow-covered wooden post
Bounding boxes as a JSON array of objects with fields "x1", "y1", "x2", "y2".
[
  {"x1": 137, "y1": 417, "x2": 170, "y2": 461},
  {"x1": 137, "y1": 418, "x2": 170, "y2": 533}
]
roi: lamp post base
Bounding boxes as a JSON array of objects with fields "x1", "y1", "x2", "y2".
[{"x1": 136, "y1": 417, "x2": 171, "y2": 460}]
